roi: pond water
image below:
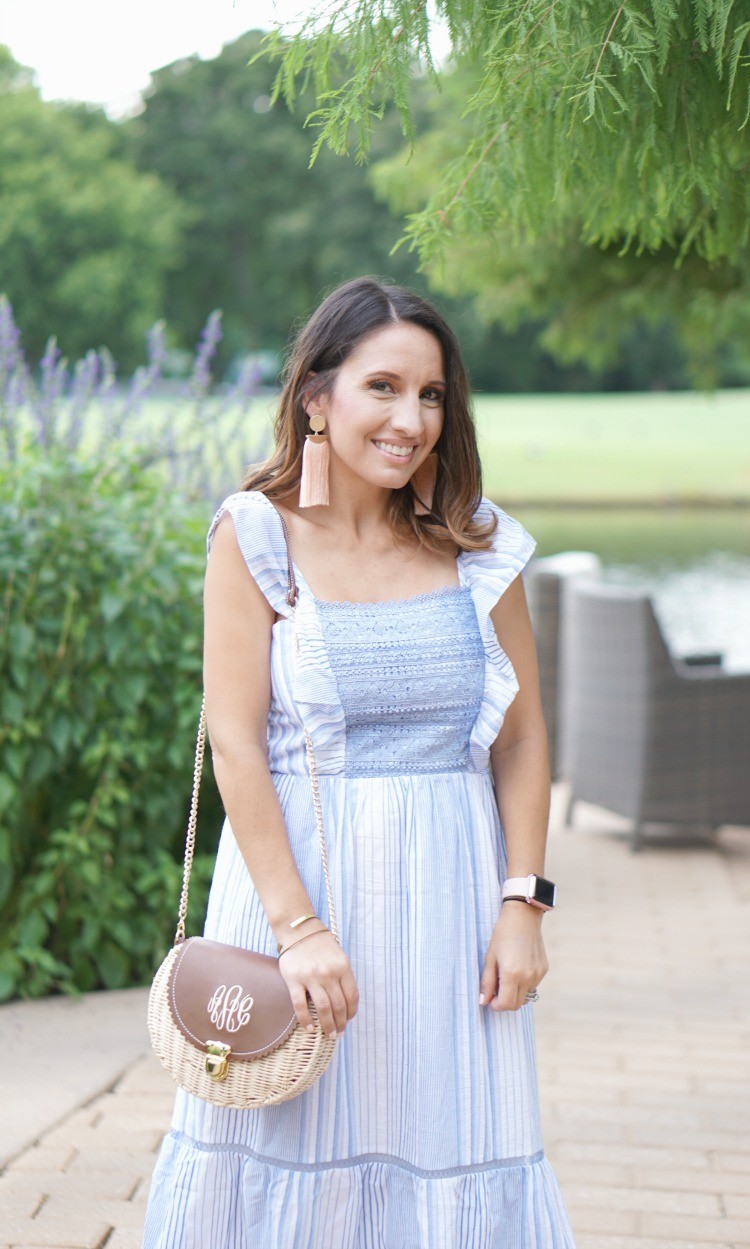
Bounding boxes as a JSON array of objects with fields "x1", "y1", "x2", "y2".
[{"x1": 518, "y1": 506, "x2": 750, "y2": 673}]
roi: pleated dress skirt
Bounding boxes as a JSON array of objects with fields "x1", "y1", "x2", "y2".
[{"x1": 141, "y1": 491, "x2": 577, "y2": 1248}]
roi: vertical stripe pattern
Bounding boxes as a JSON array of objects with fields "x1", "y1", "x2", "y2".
[{"x1": 142, "y1": 492, "x2": 576, "y2": 1247}]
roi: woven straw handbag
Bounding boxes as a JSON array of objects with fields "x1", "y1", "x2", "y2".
[{"x1": 147, "y1": 505, "x2": 339, "y2": 1107}]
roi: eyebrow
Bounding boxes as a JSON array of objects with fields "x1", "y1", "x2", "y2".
[{"x1": 364, "y1": 370, "x2": 446, "y2": 386}]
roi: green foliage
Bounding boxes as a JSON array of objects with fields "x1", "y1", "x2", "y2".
[
  {"x1": 256, "y1": 3, "x2": 750, "y2": 374},
  {"x1": 260, "y1": 2, "x2": 750, "y2": 263},
  {"x1": 0, "y1": 449, "x2": 221, "y2": 1000},
  {"x1": 0, "y1": 47, "x2": 185, "y2": 369},
  {"x1": 373, "y1": 152, "x2": 750, "y2": 379},
  {"x1": 125, "y1": 29, "x2": 670, "y2": 390},
  {"x1": 1, "y1": 34, "x2": 700, "y2": 390}
]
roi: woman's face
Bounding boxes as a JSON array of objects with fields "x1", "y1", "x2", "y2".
[{"x1": 306, "y1": 321, "x2": 445, "y2": 495}]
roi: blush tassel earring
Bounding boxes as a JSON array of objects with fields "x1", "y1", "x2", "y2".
[
  {"x1": 410, "y1": 452, "x2": 438, "y2": 515},
  {"x1": 298, "y1": 413, "x2": 330, "y2": 508}
]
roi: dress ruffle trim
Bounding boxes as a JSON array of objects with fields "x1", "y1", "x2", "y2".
[
  {"x1": 205, "y1": 492, "x2": 346, "y2": 771},
  {"x1": 459, "y1": 500, "x2": 537, "y2": 771},
  {"x1": 206, "y1": 491, "x2": 291, "y2": 618},
  {"x1": 290, "y1": 590, "x2": 347, "y2": 774},
  {"x1": 143, "y1": 1130, "x2": 576, "y2": 1249}
]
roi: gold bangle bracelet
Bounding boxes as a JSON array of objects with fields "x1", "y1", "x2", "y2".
[
  {"x1": 277, "y1": 926, "x2": 329, "y2": 957},
  {"x1": 275, "y1": 913, "x2": 320, "y2": 954},
  {"x1": 289, "y1": 912, "x2": 319, "y2": 930}
]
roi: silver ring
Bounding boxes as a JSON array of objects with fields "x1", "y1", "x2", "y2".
[{"x1": 525, "y1": 988, "x2": 539, "y2": 1002}]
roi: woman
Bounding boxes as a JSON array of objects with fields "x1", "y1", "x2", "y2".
[{"x1": 143, "y1": 276, "x2": 576, "y2": 1247}]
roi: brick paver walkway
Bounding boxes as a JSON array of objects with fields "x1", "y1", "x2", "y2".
[{"x1": 2, "y1": 784, "x2": 749, "y2": 1248}]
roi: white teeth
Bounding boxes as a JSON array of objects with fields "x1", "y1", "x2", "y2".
[{"x1": 374, "y1": 441, "x2": 415, "y2": 458}]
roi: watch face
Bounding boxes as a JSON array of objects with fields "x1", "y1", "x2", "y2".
[{"x1": 534, "y1": 876, "x2": 556, "y2": 908}]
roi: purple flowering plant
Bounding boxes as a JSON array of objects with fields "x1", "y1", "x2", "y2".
[{"x1": 0, "y1": 296, "x2": 270, "y2": 501}]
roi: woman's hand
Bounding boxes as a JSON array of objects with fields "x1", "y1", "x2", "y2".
[
  {"x1": 278, "y1": 929, "x2": 359, "y2": 1039},
  {"x1": 479, "y1": 902, "x2": 549, "y2": 1012}
]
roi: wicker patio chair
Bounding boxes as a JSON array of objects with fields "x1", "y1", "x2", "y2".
[
  {"x1": 524, "y1": 553, "x2": 602, "y2": 780},
  {"x1": 559, "y1": 578, "x2": 750, "y2": 850}
]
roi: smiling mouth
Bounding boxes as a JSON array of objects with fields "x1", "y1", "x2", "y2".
[{"x1": 372, "y1": 440, "x2": 418, "y2": 460}]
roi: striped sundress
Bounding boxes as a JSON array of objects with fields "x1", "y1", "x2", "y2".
[{"x1": 142, "y1": 489, "x2": 576, "y2": 1248}]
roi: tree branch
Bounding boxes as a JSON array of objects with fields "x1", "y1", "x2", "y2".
[
  {"x1": 592, "y1": 5, "x2": 624, "y2": 81},
  {"x1": 436, "y1": 128, "x2": 502, "y2": 222}
]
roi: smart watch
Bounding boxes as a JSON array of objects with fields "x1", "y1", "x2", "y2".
[{"x1": 501, "y1": 874, "x2": 556, "y2": 911}]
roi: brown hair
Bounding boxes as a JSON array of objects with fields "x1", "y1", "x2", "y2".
[{"x1": 241, "y1": 276, "x2": 497, "y2": 553}]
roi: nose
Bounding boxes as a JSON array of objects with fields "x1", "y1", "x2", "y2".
[{"x1": 388, "y1": 392, "x2": 425, "y2": 437}]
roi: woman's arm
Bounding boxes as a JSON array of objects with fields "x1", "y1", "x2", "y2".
[
  {"x1": 480, "y1": 572, "x2": 552, "y2": 1012},
  {"x1": 203, "y1": 513, "x2": 358, "y2": 1038}
]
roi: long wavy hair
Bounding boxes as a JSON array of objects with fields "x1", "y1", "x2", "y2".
[{"x1": 241, "y1": 276, "x2": 497, "y2": 553}]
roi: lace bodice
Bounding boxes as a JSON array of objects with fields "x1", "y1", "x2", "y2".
[{"x1": 315, "y1": 587, "x2": 485, "y2": 776}]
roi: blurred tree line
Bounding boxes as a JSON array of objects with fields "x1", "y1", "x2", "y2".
[
  {"x1": 0, "y1": 32, "x2": 739, "y2": 390},
  {"x1": 0, "y1": 47, "x2": 183, "y2": 372}
]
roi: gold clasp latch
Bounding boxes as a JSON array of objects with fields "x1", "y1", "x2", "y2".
[{"x1": 205, "y1": 1041, "x2": 231, "y2": 1081}]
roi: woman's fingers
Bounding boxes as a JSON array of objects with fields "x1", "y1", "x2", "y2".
[
  {"x1": 288, "y1": 983, "x2": 314, "y2": 1032},
  {"x1": 480, "y1": 908, "x2": 549, "y2": 1012},
  {"x1": 479, "y1": 956, "x2": 499, "y2": 1006},
  {"x1": 327, "y1": 984, "x2": 350, "y2": 1037},
  {"x1": 494, "y1": 953, "x2": 548, "y2": 1009},
  {"x1": 490, "y1": 972, "x2": 524, "y2": 1012},
  {"x1": 340, "y1": 968, "x2": 360, "y2": 1020},
  {"x1": 481, "y1": 957, "x2": 540, "y2": 1010},
  {"x1": 307, "y1": 982, "x2": 338, "y2": 1038},
  {"x1": 279, "y1": 932, "x2": 359, "y2": 1037},
  {"x1": 309, "y1": 979, "x2": 348, "y2": 1037}
]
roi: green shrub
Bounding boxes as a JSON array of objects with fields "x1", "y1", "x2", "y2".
[{"x1": 0, "y1": 447, "x2": 223, "y2": 999}]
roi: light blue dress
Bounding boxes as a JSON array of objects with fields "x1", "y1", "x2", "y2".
[{"x1": 142, "y1": 490, "x2": 576, "y2": 1248}]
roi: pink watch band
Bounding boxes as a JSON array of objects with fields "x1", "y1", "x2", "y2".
[{"x1": 501, "y1": 874, "x2": 556, "y2": 911}]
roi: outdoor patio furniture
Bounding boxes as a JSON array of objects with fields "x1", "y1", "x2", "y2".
[
  {"x1": 524, "y1": 552, "x2": 602, "y2": 779},
  {"x1": 558, "y1": 578, "x2": 750, "y2": 850}
]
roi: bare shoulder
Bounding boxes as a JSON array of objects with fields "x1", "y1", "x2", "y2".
[
  {"x1": 204, "y1": 510, "x2": 275, "y2": 627},
  {"x1": 203, "y1": 512, "x2": 275, "y2": 755}
]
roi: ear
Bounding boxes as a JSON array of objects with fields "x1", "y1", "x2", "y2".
[
  {"x1": 302, "y1": 370, "x2": 328, "y2": 421},
  {"x1": 300, "y1": 370, "x2": 317, "y2": 419}
]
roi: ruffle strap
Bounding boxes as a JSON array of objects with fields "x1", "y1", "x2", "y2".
[
  {"x1": 207, "y1": 491, "x2": 347, "y2": 772},
  {"x1": 206, "y1": 491, "x2": 291, "y2": 619},
  {"x1": 459, "y1": 499, "x2": 538, "y2": 770},
  {"x1": 289, "y1": 591, "x2": 347, "y2": 774}
]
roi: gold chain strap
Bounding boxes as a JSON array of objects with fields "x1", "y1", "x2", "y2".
[
  {"x1": 303, "y1": 726, "x2": 339, "y2": 942},
  {"x1": 173, "y1": 504, "x2": 338, "y2": 947},
  {"x1": 174, "y1": 694, "x2": 207, "y2": 944}
]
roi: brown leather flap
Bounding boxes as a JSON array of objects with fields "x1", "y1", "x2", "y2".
[{"x1": 168, "y1": 937, "x2": 298, "y2": 1059}]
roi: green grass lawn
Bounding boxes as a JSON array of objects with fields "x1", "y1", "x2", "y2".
[
  {"x1": 68, "y1": 387, "x2": 750, "y2": 506},
  {"x1": 243, "y1": 391, "x2": 750, "y2": 558},
  {"x1": 472, "y1": 389, "x2": 750, "y2": 503},
  {"x1": 513, "y1": 505, "x2": 750, "y2": 565}
]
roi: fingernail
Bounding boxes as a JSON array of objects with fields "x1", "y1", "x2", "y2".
[
  {"x1": 328, "y1": 1030, "x2": 338, "y2": 1040},
  {"x1": 478, "y1": 994, "x2": 486, "y2": 1006},
  {"x1": 306, "y1": 1024, "x2": 315, "y2": 1033}
]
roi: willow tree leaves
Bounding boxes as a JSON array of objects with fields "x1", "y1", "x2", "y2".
[{"x1": 255, "y1": 2, "x2": 750, "y2": 375}]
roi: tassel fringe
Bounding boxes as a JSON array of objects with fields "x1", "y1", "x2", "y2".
[{"x1": 299, "y1": 436, "x2": 330, "y2": 508}]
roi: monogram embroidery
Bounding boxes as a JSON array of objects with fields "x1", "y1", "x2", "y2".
[{"x1": 206, "y1": 984, "x2": 254, "y2": 1032}]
